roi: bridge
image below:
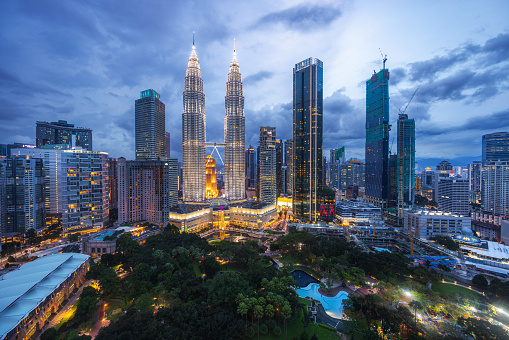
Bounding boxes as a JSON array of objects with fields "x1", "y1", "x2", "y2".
[{"x1": 198, "y1": 226, "x2": 270, "y2": 239}]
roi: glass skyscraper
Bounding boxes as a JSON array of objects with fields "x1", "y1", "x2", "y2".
[
  {"x1": 258, "y1": 127, "x2": 276, "y2": 205},
  {"x1": 135, "y1": 89, "x2": 165, "y2": 160},
  {"x1": 293, "y1": 58, "x2": 323, "y2": 222},
  {"x1": 36, "y1": 120, "x2": 92, "y2": 150},
  {"x1": 482, "y1": 132, "x2": 509, "y2": 164},
  {"x1": 397, "y1": 113, "x2": 415, "y2": 208},
  {"x1": 365, "y1": 68, "x2": 390, "y2": 208}
]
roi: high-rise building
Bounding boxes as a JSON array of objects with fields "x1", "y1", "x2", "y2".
[
  {"x1": 36, "y1": 120, "x2": 92, "y2": 150},
  {"x1": 468, "y1": 161, "x2": 482, "y2": 201},
  {"x1": 365, "y1": 68, "x2": 390, "y2": 208},
  {"x1": 293, "y1": 58, "x2": 323, "y2": 222},
  {"x1": 0, "y1": 156, "x2": 45, "y2": 234},
  {"x1": 322, "y1": 156, "x2": 328, "y2": 188},
  {"x1": 329, "y1": 147, "x2": 345, "y2": 190},
  {"x1": 108, "y1": 157, "x2": 118, "y2": 211},
  {"x1": 165, "y1": 132, "x2": 171, "y2": 158},
  {"x1": 258, "y1": 127, "x2": 276, "y2": 205},
  {"x1": 224, "y1": 45, "x2": 245, "y2": 200},
  {"x1": 284, "y1": 139, "x2": 293, "y2": 195},
  {"x1": 388, "y1": 154, "x2": 398, "y2": 208},
  {"x1": 245, "y1": 145, "x2": 256, "y2": 190},
  {"x1": 275, "y1": 139, "x2": 283, "y2": 197},
  {"x1": 182, "y1": 39, "x2": 206, "y2": 202},
  {"x1": 482, "y1": 132, "x2": 509, "y2": 164},
  {"x1": 117, "y1": 157, "x2": 178, "y2": 226},
  {"x1": 482, "y1": 161, "x2": 509, "y2": 217},
  {"x1": 206, "y1": 155, "x2": 218, "y2": 198},
  {"x1": 135, "y1": 89, "x2": 165, "y2": 160},
  {"x1": 397, "y1": 113, "x2": 416, "y2": 208},
  {"x1": 436, "y1": 177, "x2": 470, "y2": 215}
]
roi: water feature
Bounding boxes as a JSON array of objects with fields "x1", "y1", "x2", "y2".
[
  {"x1": 296, "y1": 283, "x2": 349, "y2": 319},
  {"x1": 95, "y1": 232, "x2": 114, "y2": 241},
  {"x1": 289, "y1": 269, "x2": 319, "y2": 287}
]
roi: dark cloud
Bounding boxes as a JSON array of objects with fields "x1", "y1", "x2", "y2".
[
  {"x1": 254, "y1": 5, "x2": 341, "y2": 30},
  {"x1": 408, "y1": 53, "x2": 468, "y2": 82},
  {"x1": 390, "y1": 67, "x2": 406, "y2": 86},
  {"x1": 243, "y1": 71, "x2": 274, "y2": 85}
]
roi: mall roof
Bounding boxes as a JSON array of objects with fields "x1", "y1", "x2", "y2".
[
  {"x1": 0, "y1": 253, "x2": 89, "y2": 339},
  {"x1": 461, "y1": 241, "x2": 509, "y2": 260}
]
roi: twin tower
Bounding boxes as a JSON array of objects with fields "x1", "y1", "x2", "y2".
[{"x1": 182, "y1": 38, "x2": 245, "y2": 202}]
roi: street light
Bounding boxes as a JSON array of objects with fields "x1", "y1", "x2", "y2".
[{"x1": 404, "y1": 291, "x2": 412, "y2": 297}]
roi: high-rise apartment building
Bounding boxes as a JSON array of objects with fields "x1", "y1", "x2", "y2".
[
  {"x1": 276, "y1": 139, "x2": 283, "y2": 197},
  {"x1": 397, "y1": 113, "x2": 415, "y2": 207},
  {"x1": 224, "y1": 46, "x2": 245, "y2": 200},
  {"x1": 365, "y1": 68, "x2": 390, "y2": 208},
  {"x1": 117, "y1": 157, "x2": 178, "y2": 226},
  {"x1": 206, "y1": 155, "x2": 218, "y2": 198},
  {"x1": 436, "y1": 177, "x2": 470, "y2": 215},
  {"x1": 284, "y1": 139, "x2": 293, "y2": 195},
  {"x1": 182, "y1": 40, "x2": 206, "y2": 202},
  {"x1": 0, "y1": 156, "x2": 45, "y2": 234},
  {"x1": 135, "y1": 89, "x2": 165, "y2": 160},
  {"x1": 108, "y1": 157, "x2": 118, "y2": 211},
  {"x1": 258, "y1": 127, "x2": 277, "y2": 205},
  {"x1": 482, "y1": 132, "x2": 509, "y2": 164},
  {"x1": 245, "y1": 145, "x2": 257, "y2": 190},
  {"x1": 165, "y1": 132, "x2": 171, "y2": 158},
  {"x1": 482, "y1": 161, "x2": 509, "y2": 217},
  {"x1": 36, "y1": 120, "x2": 92, "y2": 150},
  {"x1": 293, "y1": 58, "x2": 323, "y2": 222},
  {"x1": 468, "y1": 161, "x2": 482, "y2": 201}
]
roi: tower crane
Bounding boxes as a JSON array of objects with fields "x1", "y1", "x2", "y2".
[
  {"x1": 410, "y1": 218, "x2": 432, "y2": 255},
  {"x1": 399, "y1": 88, "x2": 419, "y2": 116},
  {"x1": 379, "y1": 48, "x2": 387, "y2": 69}
]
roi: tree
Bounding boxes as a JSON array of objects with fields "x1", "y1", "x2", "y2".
[
  {"x1": 200, "y1": 256, "x2": 220, "y2": 278},
  {"x1": 253, "y1": 305, "x2": 264, "y2": 339},
  {"x1": 7, "y1": 255, "x2": 15, "y2": 263},
  {"x1": 134, "y1": 293, "x2": 154, "y2": 314},
  {"x1": 237, "y1": 302, "x2": 249, "y2": 327},
  {"x1": 99, "y1": 267, "x2": 121, "y2": 297},
  {"x1": 40, "y1": 328, "x2": 58, "y2": 340},
  {"x1": 458, "y1": 316, "x2": 508, "y2": 339},
  {"x1": 408, "y1": 300, "x2": 423, "y2": 328},
  {"x1": 472, "y1": 274, "x2": 488, "y2": 288},
  {"x1": 68, "y1": 233, "x2": 80, "y2": 242},
  {"x1": 75, "y1": 286, "x2": 99, "y2": 322},
  {"x1": 265, "y1": 304, "x2": 275, "y2": 324},
  {"x1": 281, "y1": 301, "x2": 292, "y2": 338}
]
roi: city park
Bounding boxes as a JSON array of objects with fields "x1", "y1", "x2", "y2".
[{"x1": 27, "y1": 220, "x2": 509, "y2": 340}]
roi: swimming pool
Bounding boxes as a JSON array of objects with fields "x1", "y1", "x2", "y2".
[
  {"x1": 296, "y1": 283, "x2": 349, "y2": 319},
  {"x1": 95, "y1": 232, "x2": 114, "y2": 241}
]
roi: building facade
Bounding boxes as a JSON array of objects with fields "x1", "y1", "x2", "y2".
[
  {"x1": 165, "y1": 132, "x2": 171, "y2": 158},
  {"x1": 245, "y1": 145, "x2": 257, "y2": 191},
  {"x1": 397, "y1": 113, "x2": 415, "y2": 208},
  {"x1": 482, "y1": 160, "x2": 509, "y2": 217},
  {"x1": 258, "y1": 127, "x2": 277, "y2": 205},
  {"x1": 117, "y1": 157, "x2": 178, "y2": 227},
  {"x1": 36, "y1": 120, "x2": 92, "y2": 150},
  {"x1": 206, "y1": 155, "x2": 218, "y2": 198},
  {"x1": 182, "y1": 41, "x2": 206, "y2": 202},
  {"x1": 365, "y1": 68, "x2": 390, "y2": 208},
  {"x1": 293, "y1": 58, "x2": 323, "y2": 222},
  {"x1": 108, "y1": 157, "x2": 118, "y2": 211},
  {"x1": 436, "y1": 177, "x2": 470, "y2": 215},
  {"x1": 403, "y1": 209, "x2": 470, "y2": 239},
  {"x1": 482, "y1": 132, "x2": 509, "y2": 164},
  {"x1": 224, "y1": 47, "x2": 246, "y2": 200},
  {"x1": 135, "y1": 89, "x2": 165, "y2": 160},
  {"x1": 284, "y1": 139, "x2": 293, "y2": 195},
  {"x1": 468, "y1": 161, "x2": 482, "y2": 201}
]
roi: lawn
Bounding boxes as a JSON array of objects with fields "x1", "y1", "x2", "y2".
[
  {"x1": 432, "y1": 282, "x2": 481, "y2": 299},
  {"x1": 55, "y1": 305, "x2": 77, "y2": 330},
  {"x1": 192, "y1": 262, "x2": 202, "y2": 278}
]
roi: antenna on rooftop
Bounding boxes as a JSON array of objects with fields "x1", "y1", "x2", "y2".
[{"x1": 379, "y1": 48, "x2": 387, "y2": 69}]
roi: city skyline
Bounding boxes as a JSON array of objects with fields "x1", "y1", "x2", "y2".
[{"x1": 0, "y1": 1, "x2": 508, "y2": 169}]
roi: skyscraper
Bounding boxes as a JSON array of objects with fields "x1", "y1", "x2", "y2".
[
  {"x1": 468, "y1": 161, "x2": 482, "y2": 201},
  {"x1": 36, "y1": 120, "x2": 92, "y2": 150},
  {"x1": 293, "y1": 58, "x2": 323, "y2": 222},
  {"x1": 397, "y1": 113, "x2": 415, "y2": 208},
  {"x1": 482, "y1": 132, "x2": 509, "y2": 164},
  {"x1": 258, "y1": 127, "x2": 276, "y2": 205},
  {"x1": 276, "y1": 139, "x2": 283, "y2": 197},
  {"x1": 165, "y1": 132, "x2": 171, "y2": 158},
  {"x1": 482, "y1": 161, "x2": 509, "y2": 216},
  {"x1": 284, "y1": 139, "x2": 293, "y2": 195},
  {"x1": 329, "y1": 147, "x2": 345, "y2": 189},
  {"x1": 182, "y1": 38, "x2": 206, "y2": 202},
  {"x1": 135, "y1": 89, "x2": 165, "y2": 160},
  {"x1": 224, "y1": 44, "x2": 245, "y2": 200},
  {"x1": 245, "y1": 145, "x2": 256, "y2": 190},
  {"x1": 365, "y1": 68, "x2": 390, "y2": 208},
  {"x1": 108, "y1": 157, "x2": 118, "y2": 211}
]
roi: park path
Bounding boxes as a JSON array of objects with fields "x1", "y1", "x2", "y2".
[{"x1": 86, "y1": 301, "x2": 110, "y2": 339}]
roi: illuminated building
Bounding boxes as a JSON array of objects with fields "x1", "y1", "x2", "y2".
[
  {"x1": 482, "y1": 160, "x2": 509, "y2": 216},
  {"x1": 165, "y1": 132, "x2": 171, "y2": 158},
  {"x1": 135, "y1": 89, "x2": 165, "y2": 160},
  {"x1": 468, "y1": 161, "x2": 481, "y2": 201},
  {"x1": 108, "y1": 157, "x2": 118, "y2": 210},
  {"x1": 276, "y1": 139, "x2": 283, "y2": 197},
  {"x1": 365, "y1": 67, "x2": 390, "y2": 208},
  {"x1": 404, "y1": 209, "x2": 470, "y2": 239},
  {"x1": 36, "y1": 120, "x2": 92, "y2": 150},
  {"x1": 258, "y1": 127, "x2": 277, "y2": 205},
  {"x1": 397, "y1": 113, "x2": 415, "y2": 208},
  {"x1": 245, "y1": 145, "x2": 256, "y2": 190},
  {"x1": 182, "y1": 36, "x2": 206, "y2": 202},
  {"x1": 284, "y1": 139, "x2": 293, "y2": 194},
  {"x1": 224, "y1": 44, "x2": 246, "y2": 200},
  {"x1": 482, "y1": 132, "x2": 509, "y2": 164},
  {"x1": 206, "y1": 154, "x2": 218, "y2": 198},
  {"x1": 293, "y1": 58, "x2": 323, "y2": 222},
  {"x1": 117, "y1": 157, "x2": 178, "y2": 227}
]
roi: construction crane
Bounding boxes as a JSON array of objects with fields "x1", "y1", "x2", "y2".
[
  {"x1": 410, "y1": 218, "x2": 432, "y2": 255},
  {"x1": 379, "y1": 48, "x2": 387, "y2": 69},
  {"x1": 399, "y1": 88, "x2": 419, "y2": 116}
]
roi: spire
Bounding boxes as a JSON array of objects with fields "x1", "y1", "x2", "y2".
[
  {"x1": 231, "y1": 38, "x2": 238, "y2": 64},
  {"x1": 192, "y1": 31, "x2": 195, "y2": 49}
]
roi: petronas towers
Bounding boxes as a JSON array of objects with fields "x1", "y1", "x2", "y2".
[{"x1": 182, "y1": 37, "x2": 245, "y2": 202}]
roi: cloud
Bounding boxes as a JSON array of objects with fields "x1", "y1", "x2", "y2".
[
  {"x1": 243, "y1": 71, "x2": 274, "y2": 85},
  {"x1": 254, "y1": 4, "x2": 341, "y2": 30}
]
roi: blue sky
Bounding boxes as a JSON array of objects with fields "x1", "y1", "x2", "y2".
[{"x1": 0, "y1": 0, "x2": 508, "y2": 170}]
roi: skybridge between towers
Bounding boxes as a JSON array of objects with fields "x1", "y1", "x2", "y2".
[{"x1": 205, "y1": 142, "x2": 226, "y2": 165}]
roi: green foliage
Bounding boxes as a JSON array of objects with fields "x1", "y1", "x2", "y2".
[
  {"x1": 134, "y1": 293, "x2": 154, "y2": 314},
  {"x1": 40, "y1": 327, "x2": 58, "y2": 340},
  {"x1": 429, "y1": 235, "x2": 460, "y2": 251},
  {"x1": 68, "y1": 233, "x2": 80, "y2": 242},
  {"x1": 272, "y1": 325, "x2": 282, "y2": 336},
  {"x1": 7, "y1": 255, "x2": 15, "y2": 262},
  {"x1": 472, "y1": 274, "x2": 488, "y2": 288},
  {"x1": 458, "y1": 316, "x2": 508, "y2": 339},
  {"x1": 74, "y1": 286, "x2": 99, "y2": 322},
  {"x1": 99, "y1": 267, "x2": 121, "y2": 297},
  {"x1": 200, "y1": 256, "x2": 220, "y2": 277}
]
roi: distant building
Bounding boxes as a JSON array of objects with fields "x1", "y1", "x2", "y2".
[
  {"x1": 276, "y1": 139, "x2": 283, "y2": 197},
  {"x1": 482, "y1": 160, "x2": 509, "y2": 217},
  {"x1": 118, "y1": 157, "x2": 178, "y2": 227},
  {"x1": 206, "y1": 155, "x2": 218, "y2": 198},
  {"x1": 468, "y1": 161, "x2": 482, "y2": 202},
  {"x1": 258, "y1": 127, "x2": 277, "y2": 205},
  {"x1": 108, "y1": 157, "x2": 118, "y2": 210},
  {"x1": 404, "y1": 209, "x2": 470, "y2": 239},
  {"x1": 293, "y1": 58, "x2": 323, "y2": 222},
  {"x1": 482, "y1": 132, "x2": 509, "y2": 164},
  {"x1": 284, "y1": 139, "x2": 293, "y2": 195},
  {"x1": 165, "y1": 132, "x2": 171, "y2": 158},
  {"x1": 329, "y1": 147, "x2": 345, "y2": 190},
  {"x1": 245, "y1": 145, "x2": 257, "y2": 191},
  {"x1": 135, "y1": 89, "x2": 165, "y2": 160},
  {"x1": 397, "y1": 113, "x2": 415, "y2": 208},
  {"x1": 36, "y1": 120, "x2": 92, "y2": 150},
  {"x1": 436, "y1": 177, "x2": 470, "y2": 215},
  {"x1": 0, "y1": 156, "x2": 45, "y2": 234}
]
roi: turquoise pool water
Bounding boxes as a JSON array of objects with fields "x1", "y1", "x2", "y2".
[
  {"x1": 296, "y1": 283, "x2": 349, "y2": 319},
  {"x1": 95, "y1": 232, "x2": 114, "y2": 241}
]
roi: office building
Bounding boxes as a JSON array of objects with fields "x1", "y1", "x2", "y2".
[
  {"x1": 404, "y1": 209, "x2": 470, "y2": 239},
  {"x1": 135, "y1": 89, "x2": 165, "y2": 160},
  {"x1": 284, "y1": 139, "x2": 293, "y2": 195},
  {"x1": 397, "y1": 113, "x2": 416, "y2": 207},
  {"x1": 482, "y1": 160, "x2": 509, "y2": 217},
  {"x1": 258, "y1": 127, "x2": 277, "y2": 205},
  {"x1": 224, "y1": 46, "x2": 246, "y2": 200},
  {"x1": 329, "y1": 147, "x2": 345, "y2": 190},
  {"x1": 118, "y1": 157, "x2": 178, "y2": 227},
  {"x1": 436, "y1": 177, "x2": 470, "y2": 215},
  {"x1": 245, "y1": 145, "x2": 257, "y2": 191},
  {"x1": 482, "y1": 132, "x2": 509, "y2": 164},
  {"x1": 468, "y1": 161, "x2": 482, "y2": 202},
  {"x1": 108, "y1": 157, "x2": 118, "y2": 211},
  {"x1": 0, "y1": 156, "x2": 45, "y2": 234},
  {"x1": 365, "y1": 66, "x2": 390, "y2": 208},
  {"x1": 388, "y1": 154, "x2": 398, "y2": 208},
  {"x1": 293, "y1": 58, "x2": 323, "y2": 222},
  {"x1": 206, "y1": 155, "x2": 218, "y2": 198},
  {"x1": 165, "y1": 132, "x2": 171, "y2": 158},
  {"x1": 276, "y1": 139, "x2": 283, "y2": 197},
  {"x1": 182, "y1": 40, "x2": 206, "y2": 202},
  {"x1": 36, "y1": 120, "x2": 92, "y2": 150}
]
